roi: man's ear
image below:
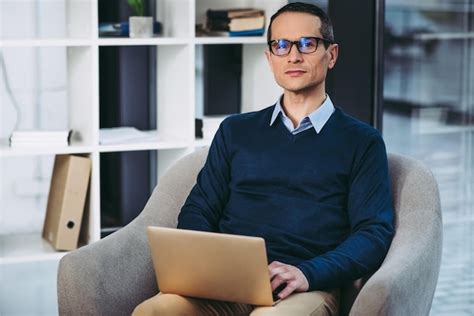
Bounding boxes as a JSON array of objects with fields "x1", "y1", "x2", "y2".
[
  {"x1": 265, "y1": 50, "x2": 274, "y2": 73},
  {"x1": 328, "y1": 44, "x2": 339, "y2": 70}
]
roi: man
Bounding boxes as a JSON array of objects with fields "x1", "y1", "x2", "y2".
[{"x1": 133, "y1": 2, "x2": 394, "y2": 315}]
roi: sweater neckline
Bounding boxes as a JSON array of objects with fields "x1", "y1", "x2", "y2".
[{"x1": 270, "y1": 106, "x2": 340, "y2": 141}]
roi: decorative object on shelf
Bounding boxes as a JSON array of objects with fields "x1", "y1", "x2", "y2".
[
  {"x1": 128, "y1": 0, "x2": 153, "y2": 38},
  {"x1": 99, "y1": 21, "x2": 162, "y2": 37},
  {"x1": 202, "y1": 8, "x2": 265, "y2": 37},
  {"x1": 42, "y1": 154, "x2": 91, "y2": 251},
  {"x1": 9, "y1": 130, "x2": 71, "y2": 148}
]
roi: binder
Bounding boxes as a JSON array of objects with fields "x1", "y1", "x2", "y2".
[{"x1": 42, "y1": 155, "x2": 91, "y2": 251}]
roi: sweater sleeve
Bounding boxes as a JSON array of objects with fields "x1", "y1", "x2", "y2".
[
  {"x1": 297, "y1": 133, "x2": 395, "y2": 291},
  {"x1": 177, "y1": 120, "x2": 232, "y2": 232}
]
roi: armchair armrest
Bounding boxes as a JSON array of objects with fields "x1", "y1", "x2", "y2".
[
  {"x1": 57, "y1": 188, "x2": 176, "y2": 315},
  {"x1": 349, "y1": 154, "x2": 442, "y2": 316},
  {"x1": 58, "y1": 148, "x2": 209, "y2": 315}
]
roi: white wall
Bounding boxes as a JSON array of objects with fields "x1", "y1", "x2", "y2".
[{"x1": 0, "y1": 1, "x2": 68, "y2": 234}]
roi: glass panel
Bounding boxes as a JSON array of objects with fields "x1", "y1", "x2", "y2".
[{"x1": 384, "y1": 1, "x2": 473, "y2": 314}]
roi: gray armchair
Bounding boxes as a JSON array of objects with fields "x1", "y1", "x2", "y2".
[{"x1": 58, "y1": 148, "x2": 442, "y2": 315}]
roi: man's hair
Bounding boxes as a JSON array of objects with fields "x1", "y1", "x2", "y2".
[{"x1": 266, "y1": 2, "x2": 334, "y2": 43}]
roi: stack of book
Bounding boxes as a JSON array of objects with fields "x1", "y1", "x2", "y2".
[
  {"x1": 202, "y1": 116, "x2": 227, "y2": 140},
  {"x1": 206, "y1": 8, "x2": 265, "y2": 37},
  {"x1": 9, "y1": 130, "x2": 70, "y2": 148}
]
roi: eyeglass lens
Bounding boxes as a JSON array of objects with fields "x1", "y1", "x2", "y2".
[{"x1": 271, "y1": 37, "x2": 319, "y2": 55}]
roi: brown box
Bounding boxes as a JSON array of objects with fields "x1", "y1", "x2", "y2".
[{"x1": 42, "y1": 154, "x2": 92, "y2": 251}]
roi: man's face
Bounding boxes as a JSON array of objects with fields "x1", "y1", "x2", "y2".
[{"x1": 265, "y1": 12, "x2": 338, "y2": 94}]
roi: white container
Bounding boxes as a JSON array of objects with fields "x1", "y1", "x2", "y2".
[{"x1": 129, "y1": 16, "x2": 153, "y2": 38}]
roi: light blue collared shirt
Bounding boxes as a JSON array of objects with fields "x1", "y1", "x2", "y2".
[{"x1": 269, "y1": 95, "x2": 335, "y2": 134}]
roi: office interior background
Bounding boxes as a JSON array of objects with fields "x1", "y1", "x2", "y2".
[{"x1": 0, "y1": 0, "x2": 472, "y2": 314}]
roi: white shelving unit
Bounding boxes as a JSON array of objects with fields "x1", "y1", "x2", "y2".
[{"x1": 0, "y1": 1, "x2": 283, "y2": 309}]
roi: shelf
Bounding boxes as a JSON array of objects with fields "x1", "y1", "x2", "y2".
[
  {"x1": 0, "y1": 36, "x2": 270, "y2": 47},
  {"x1": 0, "y1": 38, "x2": 93, "y2": 47},
  {"x1": 98, "y1": 137, "x2": 191, "y2": 153},
  {"x1": 386, "y1": 1, "x2": 471, "y2": 12},
  {"x1": 0, "y1": 233, "x2": 68, "y2": 264},
  {"x1": 97, "y1": 37, "x2": 190, "y2": 46},
  {"x1": 0, "y1": 144, "x2": 95, "y2": 157},
  {"x1": 97, "y1": 129, "x2": 192, "y2": 152},
  {"x1": 413, "y1": 32, "x2": 474, "y2": 42},
  {"x1": 0, "y1": 141, "x2": 196, "y2": 156},
  {"x1": 194, "y1": 36, "x2": 267, "y2": 45},
  {"x1": 418, "y1": 125, "x2": 474, "y2": 135},
  {"x1": 99, "y1": 141, "x2": 191, "y2": 152}
]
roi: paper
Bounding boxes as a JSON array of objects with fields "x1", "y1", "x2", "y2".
[{"x1": 99, "y1": 127, "x2": 158, "y2": 145}]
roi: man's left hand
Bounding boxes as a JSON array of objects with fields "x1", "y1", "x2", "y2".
[{"x1": 268, "y1": 261, "x2": 309, "y2": 300}]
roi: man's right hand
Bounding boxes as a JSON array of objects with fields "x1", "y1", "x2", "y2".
[{"x1": 268, "y1": 261, "x2": 309, "y2": 300}]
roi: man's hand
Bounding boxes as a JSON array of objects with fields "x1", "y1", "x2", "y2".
[{"x1": 268, "y1": 261, "x2": 309, "y2": 300}]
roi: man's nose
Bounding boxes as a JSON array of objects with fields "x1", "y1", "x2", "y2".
[{"x1": 287, "y1": 44, "x2": 303, "y2": 63}]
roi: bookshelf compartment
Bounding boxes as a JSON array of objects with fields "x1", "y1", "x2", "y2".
[
  {"x1": 194, "y1": 43, "x2": 280, "y2": 118},
  {"x1": 241, "y1": 43, "x2": 281, "y2": 113},
  {"x1": 0, "y1": 46, "x2": 96, "y2": 147},
  {"x1": 194, "y1": 0, "x2": 286, "y2": 38},
  {"x1": 0, "y1": 153, "x2": 95, "y2": 255},
  {"x1": 156, "y1": 44, "x2": 195, "y2": 142},
  {"x1": 0, "y1": 0, "x2": 94, "y2": 40},
  {"x1": 0, "y1": 155, "x2": 56, "y2": 236},
  {"x1": 99, "y1": 44, "x2": 193, "y2": 146},
  {"x1": 98, "y1": 148, "x2": 193, "y2": 237},
  {"x1": 156, "y1": 0, "x2": 193, "y2": 38},
  {"x1": 99, "y1": 150, "x2": 156, "y2": 237}
]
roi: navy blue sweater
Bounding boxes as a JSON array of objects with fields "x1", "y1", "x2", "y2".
[{"x1": 178, "y1": 105, "x2": 394, "y2": 291}]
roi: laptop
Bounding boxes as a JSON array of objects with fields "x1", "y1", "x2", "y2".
[{"x1": 147, "y1": 226, "x2": 280, "y2": 306}]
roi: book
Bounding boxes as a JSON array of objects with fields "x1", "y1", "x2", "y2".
[
  {"x1": 9, "y1": 130, "x2": 71, "y2": 147},
  {"x1": 230, "y1": 28, "x2": 265, "y2": 37},
  {"x1": 208, "y1": 15, "x2": 265, "y2": 32},
  {"x1": 10, "y1": 130, "x2": 70, "y2": 140},
  {"x1": 229, "y1": 15, "x2": 265, "y2": 32},
  {"x1": 206, "y1": 8, "x2": 265, "y2": 33},
  {"x1": 199, "y1": 28, "x2": 265, "y2": 37},
  {"x1": 10, "y1": 141, "x2": 69, "y2": 148},
  {"x1": 207, "y1": 8, "x2": 264, "y2": 19}
]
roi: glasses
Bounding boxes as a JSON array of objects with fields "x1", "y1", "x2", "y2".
[{"x1": 267, "y1": 37, "x2": 333, "y2": 56}]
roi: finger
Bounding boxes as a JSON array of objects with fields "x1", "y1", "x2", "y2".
[
  {"x1": 269, "y1": 266, "x2": 288, "y2": 280},
  {"x1": 277, "y1": 281, "x2": 298, "y2": 300},
  {"x1": 268, "y1": 261, "x2": 284, "y2": 270},
  {"x1": 271, "y1": 277, "x2": 286, "y2": 292},
  {"x1": 270, "y1": 271, "x2": 294, "y2": 290}
]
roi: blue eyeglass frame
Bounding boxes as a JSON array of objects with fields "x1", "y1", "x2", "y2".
[{"x1": 267, "y1": 37, "x2": 333, "y2": 56}]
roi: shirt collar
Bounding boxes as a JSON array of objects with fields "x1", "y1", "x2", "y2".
[{"x1": 269, "y1": 94, "x2": 335, "y2": 134}]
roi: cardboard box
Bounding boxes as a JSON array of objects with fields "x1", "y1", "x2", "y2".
[{"x1": 43, "y1": 154, "x2": 91, "y2": 251}]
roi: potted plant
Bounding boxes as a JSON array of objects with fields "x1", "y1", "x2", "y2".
[{"x1": 128, "y1": 0, "x2": 153, "y2": 38}]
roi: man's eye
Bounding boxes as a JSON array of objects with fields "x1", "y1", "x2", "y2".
[
  {"x1": 277, "y1": 40, "x2": 290, "y2": 48},
  {"x1": 301, "y1": 40, "x2": 315, "y2": 47}
]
